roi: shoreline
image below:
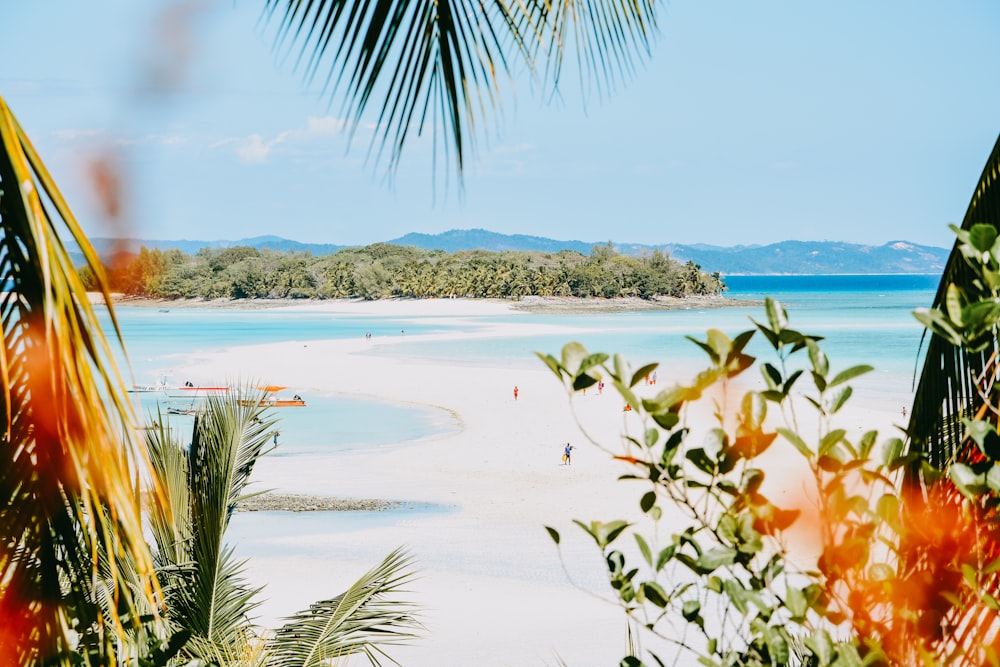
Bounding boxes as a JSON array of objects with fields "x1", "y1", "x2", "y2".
[
  {"x1": 90, "y1": 292, "x2": 761, "y2": 313},
  {"x1": 159, "y1": 297, "x2": 907, "y2": 666}
]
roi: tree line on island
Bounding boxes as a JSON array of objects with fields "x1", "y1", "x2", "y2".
[{"x1": 86, "y1": 241, "x2": 725, "y2": 300}]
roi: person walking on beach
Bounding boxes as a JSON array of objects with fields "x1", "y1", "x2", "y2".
[
  {"x1": 563, "y1": 442, "x2": 574, "y2": 465},
  {"x1": 513, "y1": 385, "x2": 519, "y2": 401}
]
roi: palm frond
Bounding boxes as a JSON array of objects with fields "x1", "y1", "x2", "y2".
[
  {"x1": 145, "y1": 414, "x2": 193, "y2": 571},
  {"x1": 160, "y1": 389, "x2": 275, "y2": 658},
  {"x1": 262, "y1": 0, "x2": 656, "y2": 174},
  {"x1": 908, "y1": 133, "x2": 1000, "y2": 469},
  {"x1": 0, "y1": 94, "x2": 158, "y2": 664},
  {"x1": 269, "y1": 547, "x2": 420, "y2": 667}
]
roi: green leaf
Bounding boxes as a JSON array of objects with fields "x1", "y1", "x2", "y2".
[
  {"x1": 807, "y1": 340, "x2": 829, "y2": 376},
  {"x1": 970, "y1": 222, "x2": 998, "y2": 253},
  {"x1": 753, "y1": 319, "x2": 781, "y2": 349},
  {"x1": 951, "y1": 462, "x2": 988, "y2": 499},
  {"x1": 858, "y1": 430, "x2": 878, "y2": 459},
  {"x1": 572, "y1": 373, "x2": 598, "y2": 391},
  {"x1": 765, "y1": 627, "x2": 790, "y2": 664},
  {"x1": 966, "y1": 418, "x2": 1000, "y2": 460},
  {"x1": 829, "y1": 386, "x2": 853, "y2": 414},
  {"x1": 875, "y1": 494, "x2": 899, "y2": 526},
  {"x1": 829, "y1": 364, "x2": 874, "y2": 387},
  {"x1": 741, "y1": 392, "x2": 767, "y2": 430},
  {"x1": 579, "y1": 352, "x2": 610, "y2": 374},
  {"x1": 765, "y1": 297, "x2": 788, "y2": 332},
  {"x1": 631, "y1": 362, "x2": 659, "y2": 388},
  {"x1": 642, "y1": 582, "x2": 669, "y2": 608},
  {"x1": 599, "y1": 520, "x2": 631, "y2": 547},
  {"x1": 696, "y1": 547, "x2": 738, "y2": 573},
  {"x1": 545, "y1": 526, "x2": 560, "y2": 545},
  {"x1": 634, "y1": 534, "x2": 652, "y2": 567},
  {"x1": 561, "y1": 342, "x2": 588, "y2": 375},
  {"x1": 777, "y1": 428, "x2": 813, "y2": 458},
  {"x1": 535, "y1": 352, "x2": 565, "y2": 380},
  {"x1": 785, "y1": 585, "x2": 807, "y2": 620},
  {"x1": 881, "y1": 437, "x2": 905, "y2": 468},
  {"x1": 640, "y1": 491, "x2": 657, "y2": 513},
  {"x1": 762, "y1": 362, "x2": 782, "y2": 388},
  {"x1": 655, "y1": 545, "x2": 675, "y2": 571},
  {"x1": 804, "y1": 628, "x2": 833, "y2": 666},
  {"x1": 681, "y1": 599, "x2": 701, "y2": 621},
  {"x1": 819, "y1": 429, "x2": 846, "y2": 456},
  {"x1": 704, "y1": 429, "x2": 727, "y2": 461},
  {"x1": 686, "y1": 448, "x2": 716, "y2": 475},
  {"x1": 945, "y1": 283, "x2": 964, "y2": 325}
]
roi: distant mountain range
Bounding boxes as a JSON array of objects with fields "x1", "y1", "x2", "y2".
[{"x1": 88, "y1": 229, "x2": 951, "y2": 275}]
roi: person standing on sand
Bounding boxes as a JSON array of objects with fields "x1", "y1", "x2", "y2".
[
  {"x1": 563, "y1": 442, "x2": 574, "y2": 465},
  {"x1": 513, "y1": 386, "x2": 519, "y2": 401}
]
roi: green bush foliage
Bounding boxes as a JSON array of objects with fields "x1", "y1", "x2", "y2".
[
  {"x1": 541, "y1": 286, "x2": 1000, "y2": 665},
  {"x1": 95, "y1": 243, "x2": 724, "y2": 300}
]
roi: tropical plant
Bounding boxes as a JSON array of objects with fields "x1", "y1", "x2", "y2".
[
  {"x1": 100, "y1": 243, "x2": 724, "y2": 301},
  {"x1": 540, "y1": 295, "x2": 1000, "y2": 665},
  {"x1": 0, "y1": 96, "x2": 165, "y2": 664},
  {"x1": 263, "y1": 0, "x2": 656, "y2": 175},
  {"x1": 907, "y1": 134, "x2": 1000, "y2": 469},
  {"x1": 144, "y1": 390, "x2": 420, "y2": 666}
]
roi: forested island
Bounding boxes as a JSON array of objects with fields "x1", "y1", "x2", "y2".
[{"x1": 86, "y1": 242, "x2": 725, "y2": 300}]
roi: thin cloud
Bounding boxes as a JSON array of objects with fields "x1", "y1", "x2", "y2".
[
  {"x1": 303, "y1": 115, "x2": 346, "y2": 137},
  {"x1": 235, "y1": 131, "x2": 290, "y2": 163},
  {"x1": 53, "y1": 128, "x2": 103, "y2": 141}
]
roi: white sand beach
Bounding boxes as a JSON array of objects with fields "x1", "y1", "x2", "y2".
[{"x1": 169, "y1": 298, "x2": 902, "y2": 666}]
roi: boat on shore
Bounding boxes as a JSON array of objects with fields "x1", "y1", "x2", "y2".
[
  {"x1": 128, "y1": 372, "x2": 227, "y2": 398},
  {"x1": 240, "y1": 385, "x2": 307, "y2": 408},
  {"x1": 165, "y1": 383, "x2": 229, "y2": 399}
]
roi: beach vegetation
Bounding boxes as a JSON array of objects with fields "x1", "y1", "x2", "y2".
[
  {"x1": 537, "y1": 134, "x2": 1000, "y2": 667},
  {"x1": 0, "y1": 94, "x2": 163, "y2": 664},
  {"x1": 141, "y1": 390, "x2": 420, "y2": 665},
  {"x1": 97, "y1": 243, "x2": 724, "y2": 301},
  {"x1": 541, "y1": 288, "x2": 1000, "y2": 665}
]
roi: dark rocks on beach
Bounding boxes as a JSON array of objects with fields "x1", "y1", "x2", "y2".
[{"x1": 236, "y1": 493, "x2": 400, "y2": 512}]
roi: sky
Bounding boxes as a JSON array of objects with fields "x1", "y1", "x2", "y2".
[{"x1": 2, "y1": 1, "x2": 999, "y2": 249}]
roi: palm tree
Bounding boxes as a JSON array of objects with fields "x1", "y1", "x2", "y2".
[
  {"x1": 0, "y1": 97, "x2": 160, "y2": 664},
  {"x1": 145, "y1": 390, "x2": 419, "y2": 666},
  {"x1": 896, "y1": 134, "x2": 1000, "y2": 664},
  {"x1": 907, "y1": 134, "x2": 1000, "y2": 467},
  {"x1": 262, "y1": 0, "x2": 657, "y2": 174}
]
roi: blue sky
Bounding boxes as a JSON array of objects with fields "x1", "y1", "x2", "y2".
[{"x1": 2, "y1": 1, "x2": 998, "y2": 249}]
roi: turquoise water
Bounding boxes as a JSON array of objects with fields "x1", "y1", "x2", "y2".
[
  {"x1": 101, "y1": 276, "x2": 941, "y2": 551},
  {"x1": 106, "y1": 276, "x2": 940, "y2": 453},
  {"x1": 363, "y1": 277, "x2": 937, "y2": 401}
]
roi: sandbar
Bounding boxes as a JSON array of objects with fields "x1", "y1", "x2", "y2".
[{"x1": 160, "y1": 297, "x2": 899, "y2": 666}]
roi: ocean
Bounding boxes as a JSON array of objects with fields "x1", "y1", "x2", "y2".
[{"x1": 105, "y1": 273, "x2": 941, "y2": 454}]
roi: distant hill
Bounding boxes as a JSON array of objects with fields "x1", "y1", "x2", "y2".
[
  {"x1": 86, "y1": 229, "x2": 950, "y2": 275},
  {"x1": 662, "y1": 239, "x2": 949, "y2": 275},
  {"x1": 90, "y1": 235, "x2": 345, "y2": 257}
]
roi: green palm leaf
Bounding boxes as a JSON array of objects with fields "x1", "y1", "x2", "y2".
[
  {"x1": 269, "y1": 547, "x2": 420, "y2": 666},
  {"x1": 146, "y1": 389, "x2": 276, "y2": 660},
  {"x1": 263, "y1": 0, "x2": 655, "y2": 173},
  {"x1": 0, "y1": 94, "x2": 159, "y2": 664},
  {"x1": 908, "y1": 134, "x2": 1000, "y2": 469}
]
